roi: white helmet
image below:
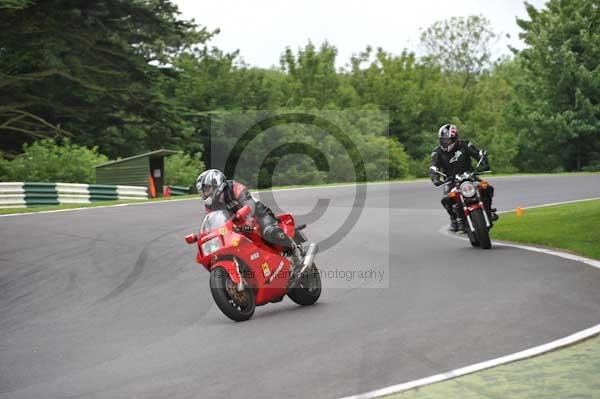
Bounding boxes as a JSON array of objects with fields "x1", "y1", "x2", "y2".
[
  {"x1": 438, "y1": 124, "x2": 458, "y2": 152},
  {"x1": 196, "y1": 169, "x2": 226, "y2": 206}
]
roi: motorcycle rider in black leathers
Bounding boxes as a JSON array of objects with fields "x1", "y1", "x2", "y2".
[
  {"x1": 196, "y1": 169, "x2": 304, "y2": 272},
  {"x1": 429, "y1": 124, "x2": 498, "y2": 232}
]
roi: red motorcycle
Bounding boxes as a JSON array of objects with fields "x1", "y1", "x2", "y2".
[
  {"x1": 185, "y1": 205, "x2": 322, "y2": 321},
  {"x1": 431, "y1": 152, "x2": 494, "y2": 249}
]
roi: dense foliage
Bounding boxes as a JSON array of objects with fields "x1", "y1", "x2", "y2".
[
  {"x1": 1, "y1": 0, "x2": 598, "y2": 186},
  {"x1": 0, "y1": 139, "x2": 108, "y2": 183},
  {"x1": 0, "y1": 0, "x2": 213, "y2": 158},
  {"x1": 164, "y1": 152, "x2": 204, "y2": 187},
  {"x1": 512, "y1": 0, "x2": 600, "y2": 172}
]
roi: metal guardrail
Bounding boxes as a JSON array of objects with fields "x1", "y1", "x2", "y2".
[
  {"x1": 0, "y1": 182, "x2": 148, "y2": 208},
  {"x1": 167, "y1": 185, "x2": 190, "y2": 196}
]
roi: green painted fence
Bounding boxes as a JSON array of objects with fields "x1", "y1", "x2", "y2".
[
  {"x1": 167, "y1": 185, "x2": 190, "y2": 196},
  {"x1": 0, "y1": 182, "x2": 148, "y2": 208},
  {"x1": 23, "y1": 183, "x2": 59, "y2": 206}
]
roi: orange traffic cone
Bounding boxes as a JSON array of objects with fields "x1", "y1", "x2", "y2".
[
  {"x1": 515, "y1": 207, "x2": 524, "y2": 217},
  {"x1": 148, "y1": 175, "x2": 157, "y2": 198}
]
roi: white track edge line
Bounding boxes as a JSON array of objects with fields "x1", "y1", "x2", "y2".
[
  {"x1": 499, "y1": 197, "x2": 600, "y2": 211},
  {"x1": 441, "y1": 196, "x2": 600, "y2": 270},
  {"x1": 438, "y1": 227, "x2": 600, "y2": 270},
  {"x1": 341, "y1": 197, "x2": 600, "y2": 399},
  {"x1": 340, "y1": 323, "x2": 600, "y2": 399}
]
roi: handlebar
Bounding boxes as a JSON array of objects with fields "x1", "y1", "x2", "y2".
[
  {"x1": 429, "y1": 166, "x2": 447, "y2": 179},
  {"x1": 436, "y1": 180, "x2": 453, "y2": 189},
  {"x1": 431, "y1": 151, "x2": 491, "y2": 188},
  {"x1": 434, "y1": 169, "x2": 492, "y2": 189},
  {"x1": 473, "y1": 150, "x2": 490, "y2": 174}
]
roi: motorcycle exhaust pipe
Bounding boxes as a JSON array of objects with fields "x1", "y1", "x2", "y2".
[{"x1": 298, "y1": 243, "x2": 318, "y2": 276}]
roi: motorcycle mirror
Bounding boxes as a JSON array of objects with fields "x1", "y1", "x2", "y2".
[
  {"x1": 235, "y1": 205, "x2": 251, "y2": 221},
  {"x1": 185, "y1": 233, "x2": 198, "y2": 244}
]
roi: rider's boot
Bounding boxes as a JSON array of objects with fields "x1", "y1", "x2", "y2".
[
  {"x1": 489, "y1": 208, "x2": 499, "y2": 221},
  {"x1": 456, "y1": 218, "x2": 465, "y2": 233},
  {"x1": 449, "y1": 217, "x2": 459, "y2": 232}
]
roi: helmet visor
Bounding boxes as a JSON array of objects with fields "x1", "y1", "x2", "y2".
[
  {"x1": 440, "y1": 137, "x2": 453, "y2": 148},
  {"x1": 200, "y1": 185, "x2": 214, "y2": 199}
]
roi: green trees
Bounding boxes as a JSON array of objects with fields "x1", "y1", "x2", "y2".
[
  {"x1": 420, "y1": 15, "x2": 498, "y2": 88},
  {"x1": 0, "y1": 0, "x2": 31, "y2": 10},
  {"x1": 0, "y1": 0, "x2": 212, "y2": 157},
  {"x1": 459, "y1": 61, "x2": 520, "y2": 173},
  {"x1": 416, "y1": 14, "x2": 520, "y2": 172},
  {"x1": 512, "y1": 0, "x2": 599, "y2": 171},
  {"x1": 0, "y1": 139, "x2": 108, "y2": 183},
  {"x1": 164, "y1": 152, "x2": 204, "y2": 188},
  {"x1": 1, "y1": 0, "x2": 598, "y2": 184},
  {"x1": 280, "y1": 41, "x2": 340, "y2": 108}
]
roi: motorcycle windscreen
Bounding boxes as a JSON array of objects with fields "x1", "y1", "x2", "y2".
[{"x1": 200, "y1": 210, "x2": 231, "y2": 234}]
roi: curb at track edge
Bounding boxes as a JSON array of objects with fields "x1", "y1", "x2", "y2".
[{"x1": 341, "y1": 197, "x2": 600, "y2": 399}]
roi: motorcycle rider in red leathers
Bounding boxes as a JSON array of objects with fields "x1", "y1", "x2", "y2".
[{"x1": 196, "y1": 169, "x2": 304, "y2": 273}]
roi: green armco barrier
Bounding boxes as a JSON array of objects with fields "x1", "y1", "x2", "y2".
[
  {"x1": 0, "y1": 182, "x2": 147, "y2": 208},
  {"x1": 88, "y1": 184, "x2": 118, "y2": 201},
  {"x1": 23, "y1": 182, "x2": 58, "y2": 192},
  {"x1": 169, "y1": 185, "x2": 190, "y2": 196},
  {"x1": 23, "y1": 183, "x2": 59, "y2": 206}
]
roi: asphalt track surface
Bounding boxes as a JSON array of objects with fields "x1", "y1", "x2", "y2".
[{"x1": 1, "y1": 175, "x2": 599, "y2": 399}]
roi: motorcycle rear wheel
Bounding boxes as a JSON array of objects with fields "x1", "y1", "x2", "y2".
[
  {"x1": 288, "y1": 264, "x2": 322, "y2": 306},
  {"x1": 210, "y1": 266, "x2": 255, "y2": 321}
]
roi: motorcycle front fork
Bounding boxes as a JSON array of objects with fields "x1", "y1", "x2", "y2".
[
  {"x1": 455, "y1": 192, "x2": 491, "y2": 232},
  {"x1": 477, "y1": 191, "x2": 492, "y2": 228}
]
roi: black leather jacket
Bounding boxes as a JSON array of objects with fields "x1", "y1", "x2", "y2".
[{"x1": 429, "y1": 140, "x2": 489, "y2": 183}]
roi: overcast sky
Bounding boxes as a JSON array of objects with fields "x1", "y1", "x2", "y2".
[{"x1": 173, "y1": 0, "x2": 547, "y2": 69}]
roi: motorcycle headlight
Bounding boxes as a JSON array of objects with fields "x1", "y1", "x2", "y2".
[
  {"x1": 201, "y1": 237, "x2": 221, "y2": 256},
  {"x1": 460, "y1": 181, "x2": 476, "y2": 197}
]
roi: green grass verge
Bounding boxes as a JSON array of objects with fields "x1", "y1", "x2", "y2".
[
  {"x1": 386, "y1": 334, "x2": 600, "y2": 399},
  {"x1": 492, "y1": 199, "x2": 600, "y2": 260}
]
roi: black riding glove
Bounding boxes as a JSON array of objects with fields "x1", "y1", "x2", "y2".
[{"x1": 480, "y1": 151, "x2": 490, "y2": 171}]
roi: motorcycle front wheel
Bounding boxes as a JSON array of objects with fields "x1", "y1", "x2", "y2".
[
  {"x1": 466, "y1": 226, "x2": 480, "y2": 247},
  {"x1": 210, "y1": 266, "x2": 255, "y2": 321},
  {"x1": 470, "y1": 209, "x2": 492, "y2": 249}
]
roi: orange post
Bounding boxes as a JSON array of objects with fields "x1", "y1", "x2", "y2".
[{"x1": 148, "y1": 175, "x2": 157, "y2": 198}]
